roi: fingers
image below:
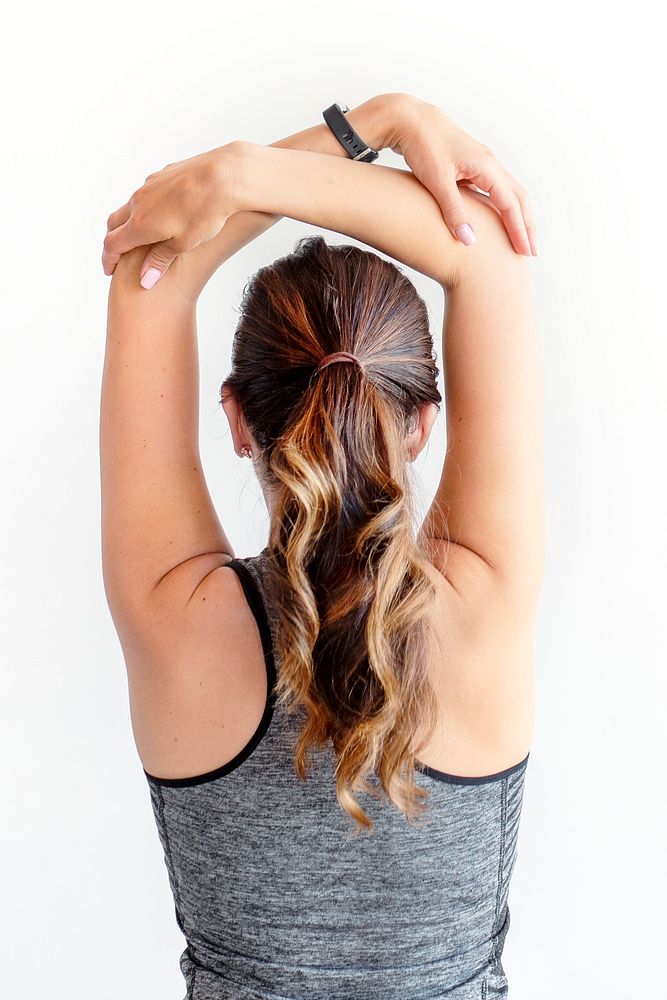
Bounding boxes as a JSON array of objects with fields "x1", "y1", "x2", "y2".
[
  {"x1": 101, "y1": 203, "x2": 132, "y2": 275},
  {"x1": 459, "y1": 158, "x2": 537, "y2": 257},
  {"x1": 433, "y1": 170, "x2": 478, "y2": 247},
  {"x1": 102, "y1": 220, "x2": 139, "y2": 276},
  {"x1": 478, "y1": 167, "x2": 535, "y2": 256},
  {"x1": 138, "y1": 236, "x2": 193, "y2": 289},
  {"x1": 106, "y1": 201, "x2": 131, "y2": 234},
  {"x1": 477, "y1": 174, "x2": 531, "y2": 256},
  {"x1": 433, "y1": 166, "x2": 537, "y2": 258},
  {"x1": 516, "y1": 185, "x2": 538, "y2": 257}
]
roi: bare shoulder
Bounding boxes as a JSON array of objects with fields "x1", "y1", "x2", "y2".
[{"x1": 121, "y1": 555, "x2": 268, "y2": 781}]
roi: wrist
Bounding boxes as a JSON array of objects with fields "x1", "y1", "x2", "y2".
[
  {"x1": 345, "y1": 93, "x2": 421, "y2": 153},
  {"x1": 344, "y1": 94, "x2": 397, "y2": 153},
  {"x1": 377, "y1": 92, "x2": 423, "y2": 152},
  {"x1": 224, "y1": 140, "x2": 265, "y2": 215}
]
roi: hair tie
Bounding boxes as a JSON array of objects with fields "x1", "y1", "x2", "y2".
[{"x1": 317, "y1": 351, "x2": 365, "y2": 374}]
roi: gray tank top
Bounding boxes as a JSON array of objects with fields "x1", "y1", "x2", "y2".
[{"x1": 144, "y1": 547, "x2": 530, "y2": 999}]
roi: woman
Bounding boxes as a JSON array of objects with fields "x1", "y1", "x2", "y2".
[{"x1": 100, "y1": 93, "x2": 544, "y2": 998}]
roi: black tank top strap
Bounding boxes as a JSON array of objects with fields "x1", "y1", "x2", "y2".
[{"x1": 225, "y1": 555, "x2": 277, "y2": 697}]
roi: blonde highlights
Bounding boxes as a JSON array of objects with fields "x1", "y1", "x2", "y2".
[{"x1": 221, "y1": 236, "x2": 443, "y2": 832}]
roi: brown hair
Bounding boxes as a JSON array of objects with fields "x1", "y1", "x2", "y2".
[{"x1": 221, "y1": 235, "x2": 444, "y2": 833}]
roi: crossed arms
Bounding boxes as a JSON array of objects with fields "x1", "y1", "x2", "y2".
[{"x1": 101, "y1": 97, "x2": 544, "y2": 652}]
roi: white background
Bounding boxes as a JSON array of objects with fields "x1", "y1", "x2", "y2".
[{"x1": 1, "y1": 2, "x2": 665, "y2": 998}]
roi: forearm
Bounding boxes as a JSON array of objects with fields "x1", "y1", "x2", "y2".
[
  {"x1": 270, "y1": 93, "x2": 396, "y2": 157},
  {"x1": 172, "y1": 94, "x2": 399, "y2": 298},
  {"x1": 232, "y1": 140, "x2": 482, "y2": 290}
]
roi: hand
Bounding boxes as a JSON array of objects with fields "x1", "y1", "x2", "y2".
[
  {"x1": 102, "y1": 146, "x2": 240, "y2": 288},
  {"x1": 388, "y1": 94, "x2": 537, "y2": 256}
]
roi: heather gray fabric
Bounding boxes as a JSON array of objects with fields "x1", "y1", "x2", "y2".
[{"x1": 144, "y1": 547, "x2": 530, "y2": 999}]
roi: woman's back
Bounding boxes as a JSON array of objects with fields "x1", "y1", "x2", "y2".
[
  {"x1": 142, "y1": 548, "x2": 531, "y2": 999},
  {"x1": 135, "y1": 535, "x2": 534, "y2": 790},
  {"x1": 101, "y1": 99, "x2": 543, "y2": 999}
]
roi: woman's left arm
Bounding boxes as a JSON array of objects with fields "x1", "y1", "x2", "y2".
[
  {"x1": 101, "y1": 91, "x2": 537, "y2": 646},
  {"x1": 101, "y1": 96, "x2": 395, "y2": 643}
]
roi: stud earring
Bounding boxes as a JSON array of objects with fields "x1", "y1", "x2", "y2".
[{"x1": 241, "y1": 446, "x2": 252, "y2": 458}]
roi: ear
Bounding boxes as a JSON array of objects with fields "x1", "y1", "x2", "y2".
[
  {"x1": 407, "y1": 401, "x2": 440, "y2": 462},
  {"x1": 221, "y1": 388, "x2": 253, "y2": 459}
]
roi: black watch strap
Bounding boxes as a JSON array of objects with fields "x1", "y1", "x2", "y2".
[{"x1": 322, "y1": 102, "x2": 380, "y2": 163}]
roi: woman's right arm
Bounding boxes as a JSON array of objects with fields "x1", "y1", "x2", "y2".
[
  {"x1": 233, "y1": 140, "x2": 545, "y2": 613},
  {"x1": 231, "y1": 139, "x2": 476, "y2": 290}
]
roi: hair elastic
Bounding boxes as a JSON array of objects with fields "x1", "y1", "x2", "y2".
[{"x1": 317, "y1": 351, "x2": 365, "y2": 374}]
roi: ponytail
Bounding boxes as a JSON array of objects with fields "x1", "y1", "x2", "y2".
[{"x1": 221, "y1": 235, "x2": 443, "y2": 832}]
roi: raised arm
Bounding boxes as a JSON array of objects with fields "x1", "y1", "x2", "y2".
[
  {"x1": 102, "y1": 104, "x2": 542, "y2": 648},
  {"x1": 229, "y1": 141, "x2": 545, "y2": 610},
  {"x1": 230, "y1": 140, "x2": 471, "y2": 286},
  {"x1": 101, "y1": 96, "x2": 403, "y2": 633}
]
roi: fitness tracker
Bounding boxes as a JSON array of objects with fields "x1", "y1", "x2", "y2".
[{"x1": 322, "y1": 102, "x2": 380, "y2": 163}]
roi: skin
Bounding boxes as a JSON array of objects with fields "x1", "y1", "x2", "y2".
[
  {"x1": 102, "y1": 93, "x2": 537, "y2": 283},
  {"x1": 100, "y1": 94, "x2": 543, "y2": 778}
]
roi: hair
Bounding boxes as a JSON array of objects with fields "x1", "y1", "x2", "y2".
[{"x1": 220, "y1": 235, "x2": 445, "y2": 834}]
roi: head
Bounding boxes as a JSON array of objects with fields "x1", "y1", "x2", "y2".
[{"x1": 220, "y1": 235, "x2": 443, "y2": 833}]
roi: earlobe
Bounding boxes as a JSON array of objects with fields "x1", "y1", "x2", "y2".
[
  {"x1": 222, "y1": 390, "x2": 255, "y2": 460},
  {"x1": 221, "y1": 389, "x2": 242, "y2": 457},
  {"x1": 408, "y1": 401, "x2": 440, "y2": 462}
]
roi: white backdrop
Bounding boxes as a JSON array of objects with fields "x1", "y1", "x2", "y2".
[{"x1": 1, "y1": 2, "x2": 665, "y2": 998}]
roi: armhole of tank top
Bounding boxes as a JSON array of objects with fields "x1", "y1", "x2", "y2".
[
  {"x1": 143, "y1": 556, "x2": 278, "y2": 789},
  {"x1": 415, "y1": 751, "x2": 530, "y2": 785},
  {"x1": 225, "y1": 556, "x2": 278, "y2": 697}
]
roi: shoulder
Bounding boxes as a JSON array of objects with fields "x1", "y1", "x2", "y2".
[
  {"x1": 118, "y1": 552, "x2": 253, "y2": 669},
  {"x1": 120, "y1": 554, "x2": 269, "y2": 777}
]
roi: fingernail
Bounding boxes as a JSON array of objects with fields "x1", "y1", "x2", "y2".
[
  {"x1": 140, "y1": 267, "x2": 162, "y2": 289},
  {"x1": 455, "y1": 223, "x2": 476, "y2": 246}
]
